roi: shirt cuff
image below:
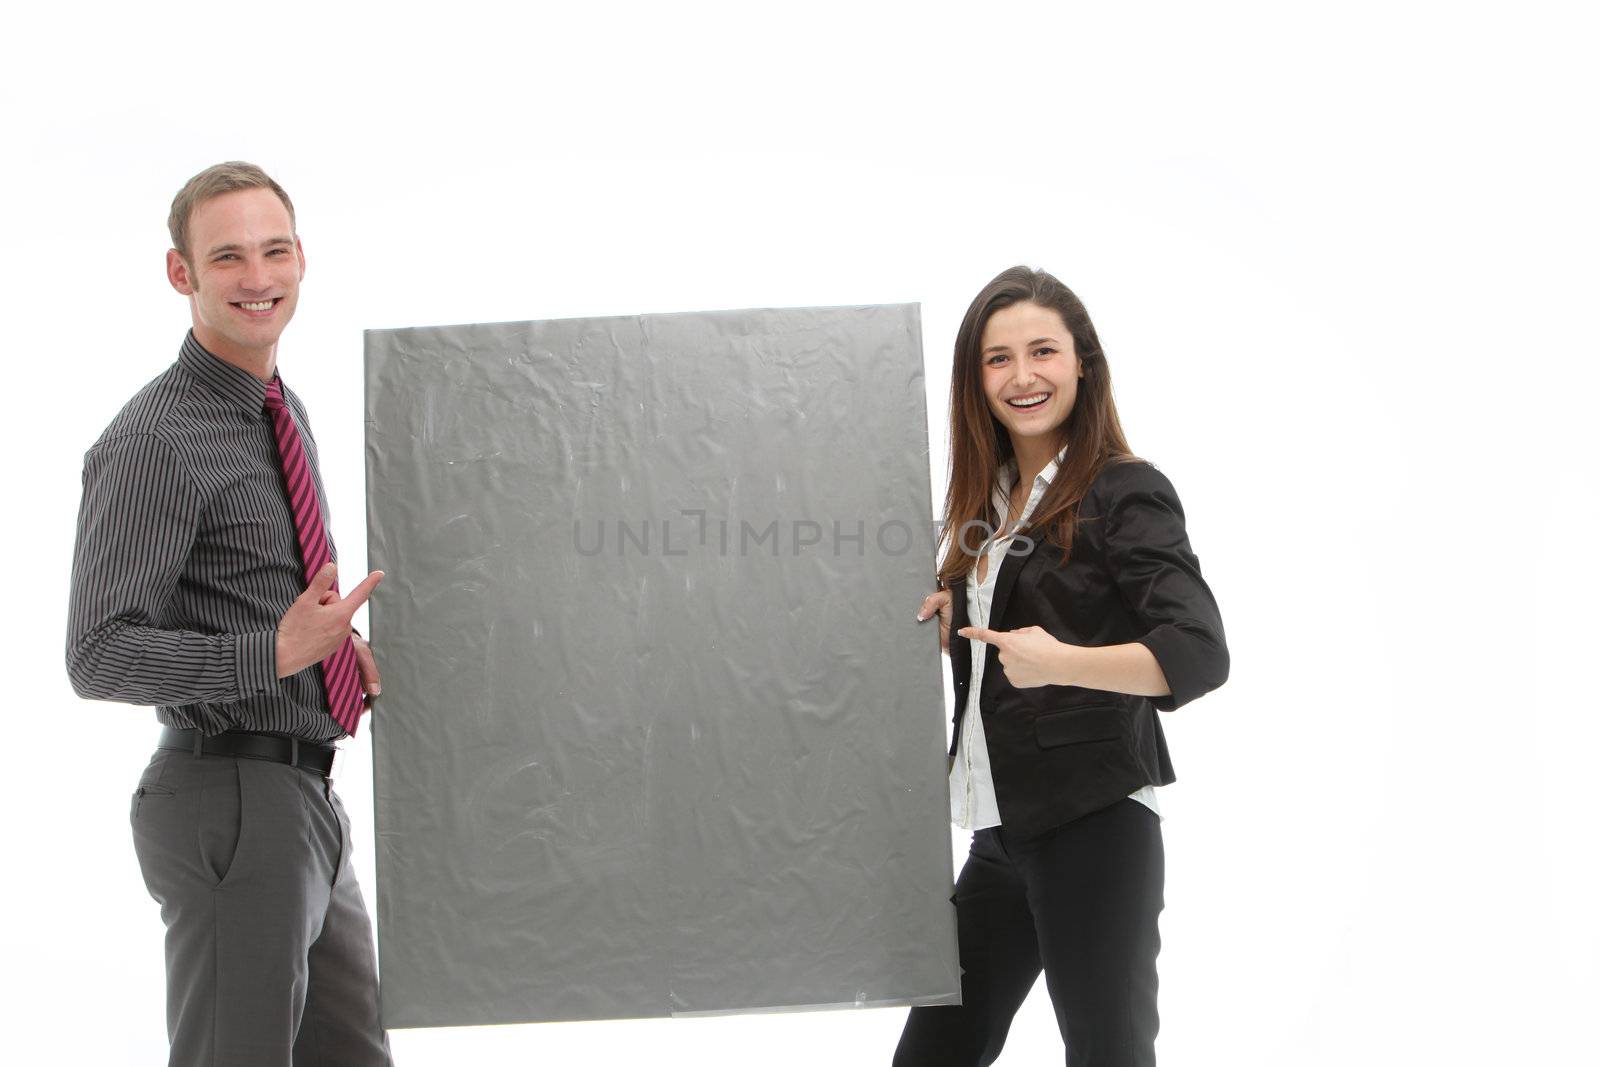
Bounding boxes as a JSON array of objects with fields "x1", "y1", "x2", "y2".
[{"x1": 236, "y1": 630, "x2": 279, "y2": 697}]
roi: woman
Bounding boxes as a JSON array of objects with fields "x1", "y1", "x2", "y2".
[{"x1": 895, "y1": 267, "x2": 1228, "y2": 1066}]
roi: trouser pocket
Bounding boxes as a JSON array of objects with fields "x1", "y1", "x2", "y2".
[
  {"x1": 130, "y1": 781, "x2": 175, "y2": 820},
  {"x1": 199, "y1": 758, "x2": 244, "y2": 887},
  {"x1": 130, "y1": 752, "x2": 248, "y2": 897}
]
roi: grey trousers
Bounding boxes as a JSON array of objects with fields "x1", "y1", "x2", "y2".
[{"x1": 131, "y1": 747, "x2": 393, "y2": 1067}]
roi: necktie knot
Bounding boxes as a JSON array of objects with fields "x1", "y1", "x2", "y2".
[{"x1": 263, "y1": 377, "x2": 286, "y2": 413}]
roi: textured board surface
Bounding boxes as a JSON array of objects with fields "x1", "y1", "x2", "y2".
[{"x1": 365, "y1": 305, "x2": 958, "y2": 1027}]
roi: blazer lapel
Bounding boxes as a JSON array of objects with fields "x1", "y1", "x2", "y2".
[
  {"x1": 950, "y1": 580, "x2": 971, "y2": 687},
  {"x1": 985, "y1": 535, "x2": 1040, "y2": 633}
]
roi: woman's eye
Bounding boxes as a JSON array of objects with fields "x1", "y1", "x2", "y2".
[{"x1": 986, "y1": 354, "x2": 1009, "y2": 366}]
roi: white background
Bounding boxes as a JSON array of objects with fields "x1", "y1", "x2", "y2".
[{"x1": 5, "y1": 1, "x2": 1596, "y2": 1063}]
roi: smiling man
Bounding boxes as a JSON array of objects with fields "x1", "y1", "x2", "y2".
[{"x1": 67, "y1": 162, "x2": 392, "y2": 1066}]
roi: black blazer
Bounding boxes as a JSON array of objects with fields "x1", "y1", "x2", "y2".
[{"x1": 949, "y1": 458, "x2": 1228, "y2": 838}]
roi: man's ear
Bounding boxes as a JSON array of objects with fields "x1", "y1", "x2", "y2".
[{"x1": 166, "y1": 248, "x2": 196, "y2": 296}]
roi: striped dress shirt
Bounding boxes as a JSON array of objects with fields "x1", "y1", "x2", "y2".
[{"x1": 67, "y1": 332, "x2": 345, "y2": 741}]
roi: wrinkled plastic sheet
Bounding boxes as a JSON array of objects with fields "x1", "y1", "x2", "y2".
[{"x1": 364, "y1": 305, "x2": 959, "y2": 1028}]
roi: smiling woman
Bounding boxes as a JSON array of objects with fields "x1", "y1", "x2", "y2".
[
  {"x1": 977, "y1": 301, "x2": 1084, "y2": 464},
  {"x1": 900, "y1": 266, "x2": 1229, "y2": 1066}
]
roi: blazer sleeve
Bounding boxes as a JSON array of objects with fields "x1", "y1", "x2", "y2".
[{"x1": 1101, "y1": 461, "x2": 1229, "y2": 710}]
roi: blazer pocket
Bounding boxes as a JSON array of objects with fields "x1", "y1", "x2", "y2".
[{"x1": 1034, "y1": 703, "x2": 1123, "y2": 749}]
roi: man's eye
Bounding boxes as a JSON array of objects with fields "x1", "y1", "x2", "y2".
[{"x1": 267, "y1": 248, "x2": 290, "y2": 256}]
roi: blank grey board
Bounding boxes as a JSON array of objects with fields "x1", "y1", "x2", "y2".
[{"x1": 364, "y1": 304, "x2": 959, "y2": 1028}]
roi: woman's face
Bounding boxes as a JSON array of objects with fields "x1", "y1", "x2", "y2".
[{"x1": 979, "y1": 300, "x2": 1082, "y2": 450}]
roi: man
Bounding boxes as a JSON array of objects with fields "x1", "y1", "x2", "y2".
[{"x1": 66, "y1": 162, "x2": 393, "y2": 1066}]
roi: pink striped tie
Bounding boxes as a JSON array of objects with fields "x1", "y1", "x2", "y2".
[{"x1": 264, "y1": 377, "x2": 365, "y2": 736}]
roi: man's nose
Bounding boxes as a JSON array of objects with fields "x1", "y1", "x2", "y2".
[{"x1": 239, "y1": 256, "x2": 272, "y2": 293}]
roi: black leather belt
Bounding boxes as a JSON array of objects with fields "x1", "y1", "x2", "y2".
[{"x1": 159, "y1": 726, "x2": 338, "y2": 778}]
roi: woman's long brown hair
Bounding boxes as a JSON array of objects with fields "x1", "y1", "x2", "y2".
[{"x1": 936, "y1": 266, "x2": 1136, "y2": 588}]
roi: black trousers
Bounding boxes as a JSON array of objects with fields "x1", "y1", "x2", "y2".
[{"x1": 895, "y1": 799, "x2": 1165, "y2": 1067}]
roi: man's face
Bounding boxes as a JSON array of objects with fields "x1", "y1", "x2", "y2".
[{"x1": 166, "y1": 187, "x2": 304, "y2": 369}]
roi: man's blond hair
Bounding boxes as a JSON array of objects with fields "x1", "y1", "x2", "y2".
[{"x1": 167, "y1": 161, "x2": 296, "y2": 260}]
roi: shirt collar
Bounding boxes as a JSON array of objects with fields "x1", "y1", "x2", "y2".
[
  {"x1": 995, "y1": 442, "x2": 1071, "y2": 497},
  {"x1": 178, "y1": 331, "x2": 274, "y2": 415},
  {"x1": 991, "y1": 442, "x2": 1070, "y2": 532}
]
